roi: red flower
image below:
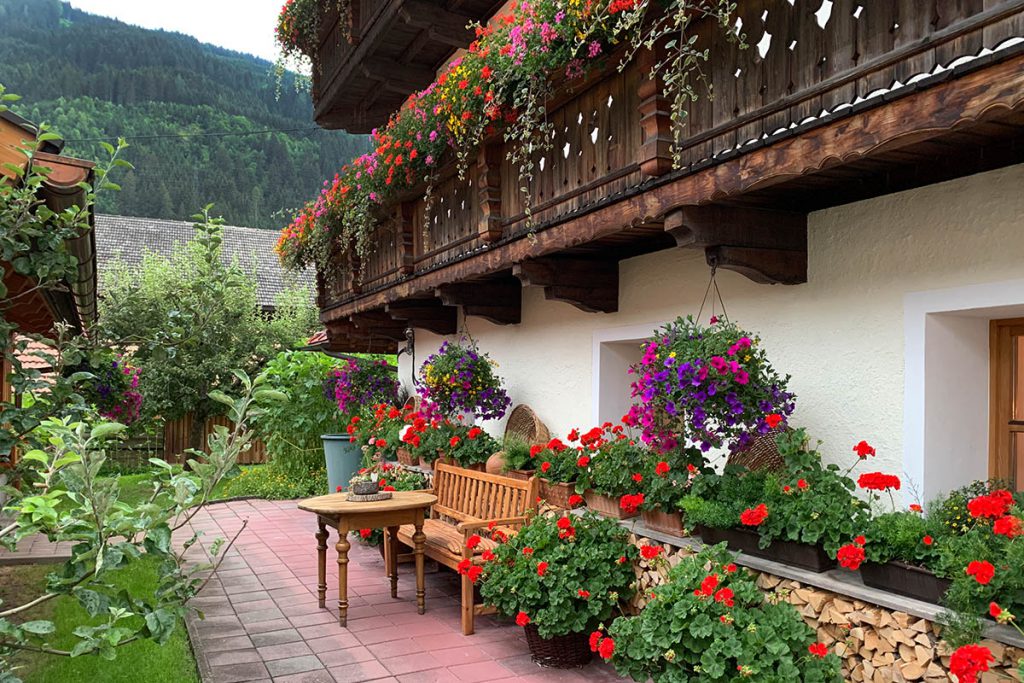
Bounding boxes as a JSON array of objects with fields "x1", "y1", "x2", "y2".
[
  {"x1": 854, "y1": 535, "x2": 866, "y2": 546},
  {"x1": 359, "y1": 528, "x2": 371, "y2": 539},
  {"x1": 808, "y1": 642, "x2": 828, "y2": 658},
  {"x1": 536, "y1": 561, "x2": 548, "y2": 577},
  {"x1": 336, "y1": 485, "x2": 343, "y2": 492},
  {"x1": 457, "y1": 558, "x2": 472, "y2": 575},
  {"x1": 857, "y1": 472, "x2": 901, "y2": 491},
  {"x1": 468, "y1": 427, "x2": 482, "y2": 439},
  {"x1": 765, "y1": 413, "x2": 783, "y2": 429},
  {"x1": 724, "y1": 563, "x2": 737, "y2": 573},
  {"x1": 556, "y1": 517, "x2": 572, "y2": 530},
  {"x1": 568, "y1": 494, "x2": 584, "y2": 507},
  {"x1": 967, "y1": 490, "x2": 1014, "y2": 519},
  {"x1": 922, "y1": 535, "x2": 933, "y2": 546},
  {"x1": 639, "y1": 545, "x2": 663, "y2": 560},
  {"x1": 655, "y1": 461, "x2": 670, "y2": 477},
  {"x1": 608, "y1": 0, "x2": 636, "y2": 14},
  {"x1": 515, "y1": 611, "x2": 530, "y2": 627},
  {"x1": 713, "y1": 587, "x2": 734, "y2": 607},
  {"x1": 619, "y1": 493, "x2": 645, "y2": 514},
  {"x1": 989, "y1": 602, "x2": 1002, "y2": 619},
  {"x1": 699, "y1": 574, "x2": 719, "y2": 597},
  {"x1": 597, "y1": 636, "x2": 615, "y2": 660},
  {"x1": 993, "y1": 515, "x2": 1023, "y2": 538},
  {"x1": 480, "y1": 65, "x2": 492, "y2": 79},
  {"x1": 578, "y1": 589, "x2": 590, "y2": 599},
  {"x1": 522, "y1": 547, "x2": 533, "y2": 555},
  {"x1": 853, "y1": 440, "x2": 876, "y2": 458},
  {"x1": 837, "y1": 543, "x2": 866, "y2": 571},
  {"x1": 577, "y1": 455, "x2": 591, "y2": 468},
  {"x1": 632, "y1": 473, "x2": 643, "y2": 483},
  {"x1": 466, "y1": 534, "x2": 482, "y2": 549},
  {"x1": 449, "y1": 436, "x2": 461, "y2": 447},
  {"x1": 547, "y1": 438, "x2": 567, "y2": 452},
  {"x1": 910, "y1": 504, "x2": 923, "y2": 513},
  {"x1": 949, "y1": 644, "x2": 994, "y2": 683},
  {"x1": 375, "y1": 439, "x2": 387, "y2": 448},
  {"x1": 739, "y1": 504, "x2": 768, "y2": 526},
  {"x1": 567, "y1": 428, "x2": 580, "y2": 441},
  {"x1": 529, "y1": 444, "x2": 544, "y2": 458},
  {"x1": 588, "y1": 631, "x2": 602, "y2": 652},
  {"x1": 481, "y1": 549, "x2": 495, "y2": 562},
  {"x1": 540, "y1": 461, "x2": 551, "y2": 473},
  {"x1": 966, "y1": 560, "x2": 995, "y2": 585},
  {"x1": 797, "y1": 479, "x2": 808, "y2": 490}
]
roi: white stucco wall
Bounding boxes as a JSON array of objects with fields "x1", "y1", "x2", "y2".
[{"x1": 398, "y1": 163, "x2": 1024, "y2": 500}]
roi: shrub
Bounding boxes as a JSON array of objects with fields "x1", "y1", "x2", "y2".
[
  {"x1": 479, "y1": 511, "x2": 636, "y2": 639},
  {"x1": 606, "y1": 544, "x2": 842, "y2": 682},
  {"x1": 679, "y1": 466, "x2": 767, "y2": 530},
  {"x1": 931, "y1": 479, "x2": 1020, "y2": 536},
  {"x1": 640, "y1": 446, "x2": 702, "y2": 511},
  {"x1": 219, "y1": 462, "x2": 327, "y2": 500}
]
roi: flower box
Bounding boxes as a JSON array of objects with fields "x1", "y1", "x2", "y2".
[
  {"x1": 539, "y1": 481, "x2": 574, "y2": 509},
  {"x1": 585, "y1": 490, "x2": 636, "y2": 519},
  {"x1": 522, "y1": 623, "x2": 592, "y2": 668},
  {"x1": 396, "y1": 448, "x2": 418, "y2": 467},
  {"x1": 641, "y1": 508, "x2": 685, "y2": 536},
  {"x1": 504, "y1": 468, "x2": 535, "y2": 482},
  {"x1": 697, "y1": 525, "x2": 835, "y2": 573},
  {"x1": 859, "y1": 561, "x2": 951, "y2": 604}
]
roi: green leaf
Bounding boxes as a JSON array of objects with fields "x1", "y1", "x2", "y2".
[
  {"x1": 90, "y1": 422, "x2": 126, "y2": 441},
  {"x1": 75, "y1": 589, "x2": 111, "y2": 618},
  {"x1": 20, "y1": 620, "x2": 55, "y2": 635}
]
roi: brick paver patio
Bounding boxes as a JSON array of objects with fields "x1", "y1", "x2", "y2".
[{"x1": 182, "y1": 499, "x2": 625, "y2": 683}]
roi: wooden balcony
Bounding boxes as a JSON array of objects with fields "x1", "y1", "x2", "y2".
[{"x1": 318, "y1": 0, "x2": 1024, "y2": 351}]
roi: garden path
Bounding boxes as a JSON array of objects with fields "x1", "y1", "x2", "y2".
[{"x1": 181, "y1": 499, "x2": 626, "y2": 683}]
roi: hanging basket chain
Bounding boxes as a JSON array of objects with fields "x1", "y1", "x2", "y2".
[{"x1": 696, "y1": 260, "x2": 729, "y2": 324}]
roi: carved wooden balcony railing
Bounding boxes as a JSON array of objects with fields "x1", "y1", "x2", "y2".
[{"x1": 318, "y1": 0, "x2": 1024, "y2": 323}]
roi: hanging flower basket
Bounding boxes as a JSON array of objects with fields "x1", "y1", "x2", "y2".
[{"x1": 416, "y1": 340, "x2": 511, "y2": 421}]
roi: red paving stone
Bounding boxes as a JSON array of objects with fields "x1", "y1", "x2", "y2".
[{"x1": 181, "y1": 499, "x2": 625, "y2": 682}]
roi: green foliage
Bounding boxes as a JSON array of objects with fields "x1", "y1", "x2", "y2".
[
  {"x1": 217, "y1": 462, "x2": 327, "y2": 500},
  {"x1": 0, "y1": 0, "x2": 369, "y2": 228},
  {"x1": 679, "y1": 466, "x2": 766, "y2": 530},
  {"x1": 606, "y1": 544, "x2": 842, "y2": 682},
  {"x1": 480, "y1": 512, "x2": 636, "y2": 639},
  {"x1": 98, "y1": 207, "x2": 317, "y2": 445},
  {"x1": 574, "y1": 431, "x2": 652, "y2": 498},
  {"x1": 861, "y1": 512, "x2": 944, "y2": 573},
  {"x1": 445, "y1": 426, "x2": 500, "y2": 468},
  {"x1": 500, "y1": 435, "x2": 533, "y2": 472},
  {"x1": 250, "y1": 351, "x2": 345, "y2": 475},
  {"x1": 931, "y1": 479, "x2": 1017, "y2": 537},
  {"x1": 640, "y1": 447, "x2": 702, "y2": 510}
]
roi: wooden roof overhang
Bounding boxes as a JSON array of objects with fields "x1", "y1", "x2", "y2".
[
  {"x1": 313, "y1": 0, "x2": 507, "y2": 132},
  {"x1": 1, "y1": 115, "x2": 97, "y2": 337},
  {"x1": 314, "y1": 1, "x2": 1024, "y2": 353}
]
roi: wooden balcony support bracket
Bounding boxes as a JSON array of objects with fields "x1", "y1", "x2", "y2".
[
  {"x1": 349, "y1": 311, "x2": 409, "y2": 341},
  {"x1": 636, "y1": 45, "x2": 673, "y2": 178},
  {"x1": 513, "y1": 257, "x2": 618, "y2": 314},
  {"x1": 436, "y1": 279, "x2": 522, "y2": 326},
  {"x1": 477, "y1": 144, "x2": 503, "y2": 243},
  {"x1": 665, "y1": 206, "x2": 808, "y2": 285},
  {"x1": 325, "y1": 321, "x2": 400, "y2": 354},
  {"x1": 397, "y1": 1, "x2": 475, "y2": 46},
  {"x1": 385, "y1": 298, "x2": 458, "y2": 335},
  {"x1": 397, "y1": 202, "x2": 415, "y2": 275}
]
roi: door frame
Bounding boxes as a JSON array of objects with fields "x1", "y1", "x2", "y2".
[{"x1": 989, "y1": 317, "x2": 1024, "y2": 485}]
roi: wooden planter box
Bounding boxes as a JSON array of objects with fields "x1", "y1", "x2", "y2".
[
  {"x1": 504, "y1": 468, "x2": 535, "y2": 481},
  {"x1": 860, "y1": 561, "x2": 951, "y2": 604},
  {"x1": 584, "y1": 490, "x2": 636, "y2": 519},
  {"x1": 641, "y1": 508, "x2": 685, "y2": 536},
  {"x1": 539, "y1": 481, "x2": 574, "y2": 509},
  {"x1": 397, "y1": 448, "x2": 418, "y2": 467},
  {"x1": 697, "y1": 525, "x2": 836, "y2": 573}
]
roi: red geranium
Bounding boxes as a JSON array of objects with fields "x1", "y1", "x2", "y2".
[
  {"x1": 808, "y1": 642, "x2": 828, "y2": 658},
  {"x1": 713, "y1": 587, "x2": 734, "y2": 607},
  {"x1": 993, "y1": 515, "x2": 1023, "y2": 538},
  {"x1": 853, "y1": 440, "x2": 876, "y2": 458},
  {"x1": 568, "y1": 493, "x2": 583, "y2": 507},
  {"x1": 597, "y1": 636, "x2": 615, "y2": 660},
  {"x1": 966, "y1": 560, "x2": 995, "y2": 585},
  {"x1": 515, "y1": 611, "x2": 530, "y2": 627},
  {"x1": 739, "y1": 504, "x2": 768, "y2": 526},
  {"x1": 764, "y1": 413, "x2": 783, "y2": 429},
  {"x1": 639, "y1": 545, "x2": 663, "y2": 560},
  {"x1": 632, "y1": 473, "x2": 643, "y2": 483},
  {"x1": 466, "y1": 534, "x2": 482, "y2": 549},
  {"x1": 540, "y1": 461, "x2": 551, "y2": 473},
  {"x1": 449, "y1": 436, "x2": 461, "y2": 447},
  {"x1": 857, "y1": 472, "x2": 901, "y2": 491},
  {"x1": 654, "y1": 461, "x2": 670, "y2": 477},
  {"x1": 989, "y1": 602, "x2": 1002, "y2": 619},
  {"x1": 468, "y1": 426, "x2": 482, "y2": 439},
  {"x1": 922, "y1": 535, "x2": 933, "y2": 546},
  {"x1": 837, "y1": 543, "x2": 866, "y2": 571},
  {"x1": 578, "y1": 589, "x2": 590, "y2": 599},
  {"x1": 949, "y1": 644, "x2": 994, "y2": 683},
  {"x1": 577, "y1": 455, "x2": 590, "y2": 467},
  {"x1": 536, "y1": 561, "x2": 548, "y2": 577},
  {"x1": 967, "y1": 490, "x2": 1014, "y2": 519},
  {"x1": 359, "y1": 528, "x2": 371, "y2": 539},
  {"x1": 698, "y1": 574, "x2": 719, "y2": 597},
  {"x1": 619, "y1": 493, "x2": 644, "y2": 514}
]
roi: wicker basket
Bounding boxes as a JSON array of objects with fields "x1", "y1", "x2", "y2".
[
  {"x1": 505, "y1": 405, "x2": 551, "y2": 445},
  {"x1": 584, "y1": 490, "x2": 635, "y2": 519},
  {"x1": 539, "y1": 480, "x2": 574, "y2": 509},
  {"x1": 523, "y1": 623, "x2": 592, "y2": 668},
  {"x1": 726, "y1": 427, "x2": 790, "y2": 473}
]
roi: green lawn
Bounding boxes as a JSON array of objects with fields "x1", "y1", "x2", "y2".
[{"x1": 1, "y1": 559, "x2": 199, "y2": 683}]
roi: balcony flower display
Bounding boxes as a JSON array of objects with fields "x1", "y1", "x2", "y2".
[
  {"x1": 416, "y1": 340, "x2": 510, "y2": 421},
  {"x1": 627, "y1": 316, "x2": 794, "y2": 454}
]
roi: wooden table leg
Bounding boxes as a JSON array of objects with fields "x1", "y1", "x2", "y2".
[
  {"x1": 413, "y1": 510, "x2": 426, "y2": 615},
  {"x1": 387, "y1": 525, "x2": 399, "y2": 599},
  {"x1": 336, "y1": 519, "x2": 350, "y2": 627},
  {"x1": 315, "y1": 517, "x2": 328, "y2": 609}
]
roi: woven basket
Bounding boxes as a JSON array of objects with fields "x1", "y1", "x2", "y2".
[
  {"x1": 539, "y1": 480, "x2": 574, "y2": 509},
  {"x1": 584, "y1": 490, "x2": 635, "y2": 519},
  {"x1": 523, "y1": 624, "x2": 593, "y2": 668},
  {"x1": 504, "y1": 404, "x2": 550, "y2": 445},
  {"x1": 726, "y1": 428, "x2": 789, "y2": 473}
]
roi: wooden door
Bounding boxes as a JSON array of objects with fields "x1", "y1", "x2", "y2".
[{"x1": 990, "y1": 318, "x2": 1024, "y2": 490}]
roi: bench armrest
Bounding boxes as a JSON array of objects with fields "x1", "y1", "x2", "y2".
[{"x1": 457, "y1": 516, "x2": 529, "y2": 533}]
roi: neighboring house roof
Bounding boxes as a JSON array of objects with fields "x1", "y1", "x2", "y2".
[
  {"x1": 14, "y1": 336, "x2": 56, "y2": 372},
  {"x1": 93, "y1": 214, "x2": 313, "y2": 309}
]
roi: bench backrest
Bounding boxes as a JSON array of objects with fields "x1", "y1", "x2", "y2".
[{"x1": 432, "y1": 462, "x2": 538, "y2": 523}]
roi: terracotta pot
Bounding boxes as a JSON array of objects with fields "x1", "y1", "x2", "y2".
[
  {"x1": 642, "y1": 507, "x2": 685, "y2": 536},
  {"x1": 697, "y1": 525, "x2": 835, "y2": 573},
  {"x1": 584, "y1": 490, "x2": 635, "y2": 518},
  {"x1": 860, "y1": 561, "x2": 950, "y2": 604},
  {"x1": 504, "y1": 468, "x2": 535, "y2": 481},
  {"x1": 485, "y1": 451, "x2": 506, "y2": 475},
  {"x1": 539, "y1": 480, "x2": 574, "y2": 509}
]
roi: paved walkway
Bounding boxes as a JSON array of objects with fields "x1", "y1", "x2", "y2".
[
  {"x1": 0, "y1": 533, "x2": 73, "y2": 565},
  {"x1": 182, "y1": 499, "x2": 625, "y2": 683}
]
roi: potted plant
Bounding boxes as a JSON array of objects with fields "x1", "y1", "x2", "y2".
[
  {"x1": 486, "y1": 434, "x2": 529, "y2": 475},
  {"x1": 326, "y1": 358, "x2": 399, "y2": 492},
  {"x1": 570, "y1": 424, "x2": 647, "y2": 519},
  {"x1": 479, "y1": 511, "x2": 636, "y2": 668},
  {"x1": 531, "y1": 438, "x2": 580, "y2": 509},
  {"x1": 416, "y1": 339, "x2": 511, "y2": 422},
  {"x1": 443, "y1": 424, "x2": 500, "y2": 471},
  {"x1": 640, "y1": 446, "x2": 701, "y2": 536},
  {"x1": 500, "y1": 435, "x2": 538, "y2": 480},
  {"x1": 603, "y1": 544, "x2": 842, "y2": 682},
  {"x1": 627, "y1": 316, "x2": 795, "y2": 456},
  {"x1": 348, "y1": 470, "x2": 381, "y2": 496},
  {"x1": 855, "y1": 510, "x2": 951, "y2": 603}
]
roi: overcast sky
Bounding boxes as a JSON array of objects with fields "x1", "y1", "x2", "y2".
[{"x1": 68, "y1": 0, "x2": 283, "y2": 62}]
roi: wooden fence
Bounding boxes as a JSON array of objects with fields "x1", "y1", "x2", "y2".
[{"x1": 105, "y1": 414, "x2": 268, "y2": 469}]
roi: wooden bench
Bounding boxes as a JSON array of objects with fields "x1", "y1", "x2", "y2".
[{"x1": 396, "y1": 462, "x2": 538, "y2": 635}]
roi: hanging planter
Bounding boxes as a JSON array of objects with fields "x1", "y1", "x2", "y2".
[{"x1": 416, "y1": 339, "x2": 511, "y2": 421}]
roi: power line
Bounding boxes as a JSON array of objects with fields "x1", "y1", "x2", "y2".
[{"x1": 64, "y1": 125, "x2": 331, "y2": 143}]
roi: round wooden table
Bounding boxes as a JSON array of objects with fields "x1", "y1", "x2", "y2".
[{"x1": 297, "y1": 491, "x2": 437, "y2": 627}]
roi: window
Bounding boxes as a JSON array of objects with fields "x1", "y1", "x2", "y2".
[{"x1": 592, "y1": 324, "x2": 658, "y2": 427}]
